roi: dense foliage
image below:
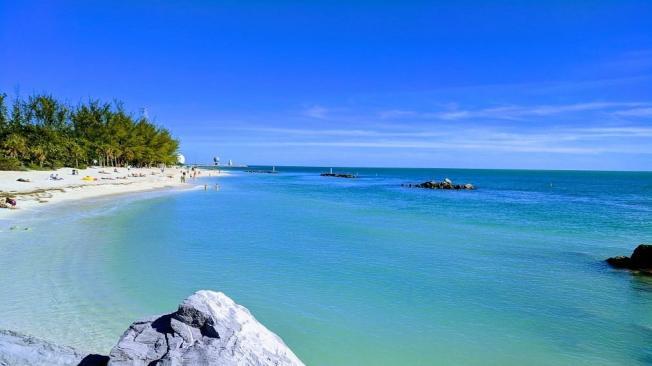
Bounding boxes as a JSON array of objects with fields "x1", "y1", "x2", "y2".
[{"x1": 0, "y1": 93, "x2": 179, "y2": 170}]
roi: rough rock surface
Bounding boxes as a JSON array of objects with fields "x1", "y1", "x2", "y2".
[
  {"x1": 0, "y1": 329, "x2": 108, "y2": 366},
  {"x1": 607, "y1": 244, "x2": 652, "y2": 273},
  {"x1": 0, "y1": 291, "x2": 303, "y2": 366},
  {"x1": 108, "y1": 290, "x2": 304, "y2": 366}
]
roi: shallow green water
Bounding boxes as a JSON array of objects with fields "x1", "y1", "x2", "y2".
[{"x1": 1, "y1": 167, "x2": 651, "y2": 365}]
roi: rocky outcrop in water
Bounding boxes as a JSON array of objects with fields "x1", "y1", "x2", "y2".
[
  {"x1": 403, "y1": 178, "x2": 474, "y2": 190},
  {"x1": 320, "y1": 172, "x2": 356, "y2": 178},
  {"x1": 245, "y1": 170, "x2": 278, "y2": 174},
  {"x1": 606, "y1": 244, "x2": 652, "y2": 274},
  {"x1": 0, "y1": 291, "x2": 303, "y2": 366}
]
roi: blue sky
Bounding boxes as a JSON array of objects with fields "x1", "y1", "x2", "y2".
[{"x1": 1, "y1": 1, "x2": 651, "y2": 170}]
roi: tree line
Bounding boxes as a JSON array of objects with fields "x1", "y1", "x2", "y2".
[{"x1": 0, "y1": 93, "x2": 180, "y2": 170}]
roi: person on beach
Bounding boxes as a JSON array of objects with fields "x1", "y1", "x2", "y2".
[
  {"x1": 181, "y1": 171, "x2": 186, "y2": 183},
  {"x1": 5, "y1": 197, "x2": 16, "y2": 208}
]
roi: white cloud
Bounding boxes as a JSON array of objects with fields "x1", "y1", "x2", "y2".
[
  {"x1": 612, "y1": 107, "x2": 652, "y2": 117},
  {"x1": 233, "y1": 126, "x2": 447, "y2": 138},
  {"x1": 376, "y1": 102, "x2": 652, "y2": 121},
  {"x1": 302, "y1": 105, "x2": 330, "y2": 119},
  {"x1": 250, "y1": 140, "x2": 605, "y2": 154},
  {"x1": 209, "y1": 124, "x2": 652, "y2": 155},
  {"x1": 378, "y1": 109, "x2": 417, "y2": 119}
]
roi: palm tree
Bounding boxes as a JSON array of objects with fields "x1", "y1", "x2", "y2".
[
  {"x1": 2, "y1": 133, "x2": 28, "y2": 159},
  {"x1": 30, "y1": 145, "x2": 46, "y2": 167},
  {"x1": 67, "y1": 141, "x2": 86, "y2": 168}
]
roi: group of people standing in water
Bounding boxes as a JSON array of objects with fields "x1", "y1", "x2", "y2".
[{"x1": 180, "y1": 166, "x2": 201, "y2": 183}]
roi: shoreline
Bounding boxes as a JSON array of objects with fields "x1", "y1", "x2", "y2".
[{"x1": 0, "y1": 167, "x2": 226, "y2": 220}]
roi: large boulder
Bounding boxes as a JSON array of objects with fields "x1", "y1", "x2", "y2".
[
  {"x1": 0, "y1": 291, "x2": 303, "y2": 366},
  {"x1": 607, "y1": 244, "x2": 652, "y2": 273},
  {"x1": 0, "y1": 329, "x2": 108, "y2": 366},
  {"x1": 108, "y1": 290, "x2": 304, "y2": 366},
  {"x1": 630, "y1": 245, "x2": 652, "y2": 268}
]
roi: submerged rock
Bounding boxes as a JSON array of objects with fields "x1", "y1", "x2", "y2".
[
  {"x1": 0, "y1": 291, "x2": 303, "y2": 366},
  {"x1": 606, "y1": 256, "x2": 632, "y2": 268},
  {"x1": 109, "y1": 290, "x2": 304, "y2": 366},
  {"x1": 606, "y1": 244, "x2": 652, "y2": 274}
]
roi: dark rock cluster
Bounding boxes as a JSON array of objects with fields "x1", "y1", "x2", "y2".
[
  {"x1": 245, "y1": 169, "x2": 278, "y2": 174},
  {"x1": 403, "y1": 178, "x2": 475, "y2": 190},
  {"x1": 606, "y1": 244, "x2": 652, "y2": 274},
  {"x1": 320, "y1": 172, "x2": 356, "y2": 178}
]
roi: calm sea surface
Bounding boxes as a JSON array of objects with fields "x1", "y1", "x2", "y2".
[{"x1": 1, "y1": 167, "x2": 651, "y2": 365}]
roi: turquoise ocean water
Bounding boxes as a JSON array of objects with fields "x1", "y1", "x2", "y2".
[{"x1": 1, "y1": 167, "x2": 651, "y2": 365}]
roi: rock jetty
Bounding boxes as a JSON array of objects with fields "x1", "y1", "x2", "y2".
[
  {"x1": 606, "y1": 244, "x2": 652, "y2": 274},
  {"x1": 403, "y1": 178, "x2": 474, "y2": 190},
  {"x1": 0, "y1": 290, "x2": 304, "y2": 366}
]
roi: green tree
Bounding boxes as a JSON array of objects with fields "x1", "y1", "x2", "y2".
[
  {"x1": 67, "y1": 140, "x2": 86, "y2": 168},
  {"x1": 30, "y1": 145, "x2": 47, "y2": 167},
  {"x1": 2, "y1": 133, "x2": 28, "y2": 159},
  {"x1": 0, "y1": 92, "x2": 179, "y2": 170},
  {"x1": 0, "y1": 93, "x2": 8, "y2": 140}
]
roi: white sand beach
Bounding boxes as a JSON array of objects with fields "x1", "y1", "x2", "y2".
[{"x1": 0, "y1": 166, "x2": 225, "y2": 219}]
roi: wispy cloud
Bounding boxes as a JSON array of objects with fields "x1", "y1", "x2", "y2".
[
  {"x1": 210, "y1": 124, "x2": 652, "y2": 155},
  {"x1": 612, "y1": 107, "x2": 652, "y2": 117},
  {"x1": 220, "y1": 138, "x2": 652, "y2": 155},
  {"x1": 192, "y1": 94, "x2": 652, "y2": 163},
  {"x1": 378, "y1": 109, "x2": 417, "y2": 119},
  {"x1": 380, "y1": 101, "x2": 652, "y2": 121},
  {"x1": 572, "y1": 126, "x2": 652, "y2": 136},
  {"x1": 302, "y1": 105, "x2": 330, "y2": 119},
  {"x1": 597, "y1": 49, "x2": 652, "y2": 75},
  {"x1": 245, "y1": 140, "x2": 605, "y2": 154},
  {"x1": 233, "y1": 126, "x2": 447, "y2": 138}
]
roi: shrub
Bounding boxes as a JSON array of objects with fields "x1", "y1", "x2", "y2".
[{"x1": 0, "y1": 156, "x2": 23, "y2": 171}]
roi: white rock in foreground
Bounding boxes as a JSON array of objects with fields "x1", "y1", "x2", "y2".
[{"x1": 109, "y1": 290, "x2": 304, "y2": 366}]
